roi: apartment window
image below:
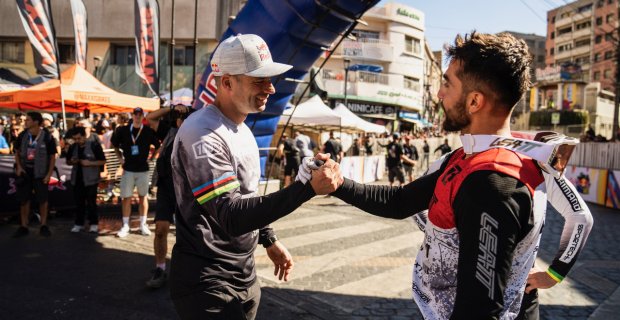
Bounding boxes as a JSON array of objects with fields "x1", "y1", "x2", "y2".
[
  {"x1": 58, "y1": 44, "x2": 75, "y2": 64},
  {"x1": 606, "y1": 33, "x2": 614, "y2": 41},
  {"x1": 576, "y1": 21, "x2": 591, "y2": 30},
  {"x1": 538, "y1": 41, "x2": 546, "y2": 49},
  {"x1": 575, "y1": 56, "x2": 590, "y2": 64},
  {"x1": 0, "y1": 41, "x2": 25, "y2": 63},
  {"x1": 577, "y1": 4, "x2": 593, "y2": 12},
  {"x1": 607, "y1": 13, "x2": 614, "y2": 23},
  {"x1": 537, "y1": 55, "x2": 545, "y2": 63},
  {"x1": 596, "y1": 17, "x2": 603, "y2": 25},
  {"x1": 558, "y1": 43, "x2": 572, "y2": 52},
  {"x1": 604, "y1": 69, "x2": 612, "y2": 79},
  {"x1": 351, "y1": 30, "x2": 380, "y2": 41},
  {"x1": 173, "y1": 46, "x2": 195, "y2": 66},
  {"x1": 404, "y1": 76, "x2": 420, "y2": 91},
  {"x1": 597, "y1": 0, "x2": 604, "y2": 8},
  {"x1": 605, "y1": 50, "x2": 614, "y2": 59},
  {"x1": 593, "y1": 71, "x2": 600, "y2": 80},
  {"x1": 575, "y1": 39, "x2": 590, "y2": 47},
  {"x1": 558, "y1": 27, "x2": 572, "y2": 35},
  {"x1": 550, "y1": 48, "x2": 555, "y2": 55},
  {"x1": 551, "y1": 31, "x2": 555, "y2": 39},
  {"x1": 596, "y1": 35, "x2": 603, "y2": 43},
  {"x1": 112, "y1": 45, "x2": 136, "y2": 65},
  {"x1": 405, "y1": 35, "x2": 421, "y2": 55},
  {"x1": 594, "y1": 53, "x2": 601, "y2": 62},
  {"x1": 552, "y1": 16, "x2": 556, "y2": 23}
]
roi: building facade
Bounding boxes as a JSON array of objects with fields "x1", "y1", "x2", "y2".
[
  {"x1": 314, "y1": 2, "x2": 440, "y2": 132},
  {"x1": 0, "y1": 0, "x2": 246, "y2": 96}
]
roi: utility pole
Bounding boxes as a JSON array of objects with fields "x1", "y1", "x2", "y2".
[{"x1": 614, "y1": 22, "x2": 620, "y2": 141}]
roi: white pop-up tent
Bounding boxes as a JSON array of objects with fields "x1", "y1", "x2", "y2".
[
  {"x1": 280, "y1": 95, "x2": 349, "y2": 129},
  {"x1": 333, "y1": 103, "x2": 387, "y2": 134}
]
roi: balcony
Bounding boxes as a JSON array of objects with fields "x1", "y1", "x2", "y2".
[
  {"x1": 555, "y1": 10, "x2": 592, "y2": 28},
  {"x1": 572, "y1": 45, "x2": 591, "y2": 56},
  {"x1": 334, "y1": 39, "x2": 394, "y2": 62},
  {"x1": 320, "y1": 69, "x2": 424, "y2": 111}
]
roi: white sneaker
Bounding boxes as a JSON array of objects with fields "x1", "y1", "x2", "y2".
[
  {"x1": 70, "y1": 225, "x2": 84, "y2": 233},
  {"x1": 117, "y1": 224, "x2": 130, "y2": 238},
  {"x1": 89, "y1": 225, "x2": 99, "y2": 233},
  {"x1": 140, "y1": 224, "x2": 152, "y2": 236}
]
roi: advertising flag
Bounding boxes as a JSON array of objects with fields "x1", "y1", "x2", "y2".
[
  {"x1": 69, "y1": 0, "x2": 87, "y2": 68},
  {"x1": 15, "y1": 0, "x2": 59, "y2": 78},
  {"x1": 134, "y1": 0, "x2": 160, "y2": 95}
]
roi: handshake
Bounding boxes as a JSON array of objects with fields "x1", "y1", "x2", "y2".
[{"x1": 295, "y1": 153, "x2": 343, "y2": 195}]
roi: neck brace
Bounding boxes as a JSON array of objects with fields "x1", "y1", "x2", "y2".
[{"x1": 460, "y1": 133, "x2": 579, "y2": 178}]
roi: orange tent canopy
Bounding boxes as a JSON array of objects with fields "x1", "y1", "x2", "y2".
[{"x1": 0, "y1": 65, "x2": 159, "y2": 113}]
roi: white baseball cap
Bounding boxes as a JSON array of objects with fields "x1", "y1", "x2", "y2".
[
  {"x1": 42, "y1": 113, "x2": 54, "y2": 123},
  {"x1": 210, "y1": 34, "x2": 292, "y2": 78}
]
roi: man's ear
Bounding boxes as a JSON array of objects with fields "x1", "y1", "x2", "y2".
[
  {"x1": 221, "y1": 75, "x2": 232, "y2": 90},
  {"x1": 467, "y1": 91, "x2": 485, "y2": 114}
]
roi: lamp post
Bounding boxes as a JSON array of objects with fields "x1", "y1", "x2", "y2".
[
  {"x1": 343, "y1": 58, "x2": 351, "y2": 108},
  {"x1": 93, "y1": 56, "x2": 102, "y2": 79}
]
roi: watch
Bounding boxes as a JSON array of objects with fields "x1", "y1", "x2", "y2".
[{"x1": 261, "y1": 235, "x2": 278, "y2": 248}]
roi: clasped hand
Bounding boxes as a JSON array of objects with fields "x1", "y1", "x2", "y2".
[{"x1": 295, "y1": 153, "x2": 343, "y2": 195}]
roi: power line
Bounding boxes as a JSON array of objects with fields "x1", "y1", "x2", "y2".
[{"x1": 519, "y1": 0, "x2": 547, "y2": 23}]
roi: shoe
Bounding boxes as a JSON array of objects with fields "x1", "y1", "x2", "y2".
[
  {"x1": 146, "y1": 267, "x2": 168, "y2": 288},
  {"x1": 12, "y1": 226, "x2": 29, "y2": 238},
  {"x1": 40, "y1": 225, "x2": 52, "y2": 237},
  {"x1": 140, "y1": 224, "x2": 152, "y2": 236},
  {"x1": 71, "y1": 225, "x2": 84, "y2": 233},
  {"x1": 89, "y1": 225, "x2": 99, "y2": 233},
  {"x1": 117, "y1": 224, "x2": 130, "y2": 238}
]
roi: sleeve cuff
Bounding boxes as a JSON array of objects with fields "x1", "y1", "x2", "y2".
[{"x1": 546, "y1": 267, "x2": 564, "y2": 283}]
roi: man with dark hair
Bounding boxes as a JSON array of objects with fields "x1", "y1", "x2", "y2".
[
  {"x1": 144, "y1": 104, "x2": 192, "y2": 288},
  {"x1": 322, "y1": 131, "x2": 343, "y2": 163},
  {"x1": 67, "y1": 126, "x2": 106, "y2": 233},
  {"x1": 13, "y1": 111, "x2": 57, "y2": 238},
  {"x1": 401, "y1": 135, "x2": 418, "y2": 182},
  {"x1": 434, "y1": 138, "x2": 452, "y2": 156},
  {"x1": 320, "y1": 32, "x2": 593, "y2": 319},
  {"x1": 385, "y1": 133, "x2": 405, "y2": 187},
  {"x1": 276, "y1": 132, "x2": 300, "y2": 187}
]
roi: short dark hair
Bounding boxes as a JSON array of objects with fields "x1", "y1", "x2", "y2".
[
  {"x1": 72, "y1": 126, "x2": 86, "y2": 137},
  {"x1": 446, "y1": 31, "x2": 532, "y2": 110},
  {"x1": 27, "y1": 112, "x2": 43, "y2": 125}
]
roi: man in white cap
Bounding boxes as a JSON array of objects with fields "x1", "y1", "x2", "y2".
[
  {"x1": 170, "y1": 34, "x2": 340, "y2": 319},
  {"x1": 42, "y1": 113, "x2": 61, "y2": 154}
]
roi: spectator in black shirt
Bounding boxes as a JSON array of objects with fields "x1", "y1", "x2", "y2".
[
  {"x1": 67, "y1": 127, "x2": 106, "y2": 233},
  {"x1": 145, "y1": 104, "x2": 191, "y2": 288},
  {"x1": 434, "y1": 138, "x2": 452, "y2": 156},
  {"x1": 276, "y1": 132, "x2": 300, "y2": 187},
  {"x1": 402, "y1": 135, "x2": 418, "y2": 182},
  {"x1": 386, "y1": 133, "x2": 405, "y2": 186},
  {"x1": 111, "y1": 107, "x2": 160, "y2": 238},
  {"x1": 13, "y1": 112, "x2": 57, "y2": 238},
  {"x1": 322, "y1": 131, "x2": 344, "y2": 162}
]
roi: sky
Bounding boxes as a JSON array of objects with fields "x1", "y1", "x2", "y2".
[{"x1": 379, "y1": 0, "x2": 562, "y2": 52}]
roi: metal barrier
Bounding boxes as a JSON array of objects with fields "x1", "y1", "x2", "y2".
[{"x1": 568, "y1": 142, "x2": 620, "y2": 170}]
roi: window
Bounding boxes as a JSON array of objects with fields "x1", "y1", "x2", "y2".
[
  {"x1": 351, "y1": 30, "x2": 380, "y2": 41},
  {"x1": 605, "y1": 50, "x2": 613, "y2": 59},
  {"x1": 558, "y1": 27, "x2": 572, "y2": 35},
  {"x1": 575, "y1": 39, "x2": 590, "y2": 47},
  {"x1": 558, "y1": 43, "x2": 572, "y2": 52},
  {"x1": 550, "y1": 48, "x2": 555, "y2": 55},
  {"x1": 173, "y1": 46, "x2": 195, "y2": 66},
  {"x1": 58, "y1": 44, "x2": 75, "y2": 64},
  {"x1": 594, "y1": 53, "x2": 601, "y2": 62},
  {"x1": 606, "y1": 33, "x2": 614, "y2": 41},
  {"x1": 604, "y1": 69, "x2": 612, "y2": 79},
  {"x1": 576, "y1": 21, "x2": 591, "y2": 30},
  {"x1": 575, "y1": 55, "x2": 590, "y2": 65},
  {"x1": 551, "y1": 31, "x2": 555, "y2": 39},
  {"x1": 596, "y1": 35, "x2": 602, "y2": 43},
  {"x1": 404, "y1": 76, "x2": 420, "y2": 91},
  {"x1": 537, "y1": 55, "x2": 545, "y2": 63},
  {"x1": 112, "y1": 45, "x2": 136, "y2": 65},
  {"x1": 404, "y1": 35, "x2": 421, "y2": 55},
  {"x1": 596, "y1": 17, "x2": 603, "y2": 25},
  {"x1": 607, "y1": 13, "x2": 614, "y2": 23},
  {"x1": 538, "y1": 41, "x2": 546, "y2": 49},
  {"x1": 0, "y1": 41, "x2": 25, "y2": 63},
  {"x1": 597, "y1": 0, "x2": 605, "y2": 8},
  {"x1": 552, "y1": 16, "x2": 556, "y2": 23},
  {"x1": 593, "y1": 71, "x2": 600, "y2": 80},
  {"x1": 577, "y1": 4, "x2": 593, "y2": 12}
]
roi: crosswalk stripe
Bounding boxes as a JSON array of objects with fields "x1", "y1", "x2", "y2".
[
  {"x1": 257, "y1": 232, "x2": 422, "y2": 280},
  {"x1": 269, "y1": 213, "x2": 351, "y2": 231},
  {"x1": 272, "y1": 221, "x2": 392, "y2": 249}
]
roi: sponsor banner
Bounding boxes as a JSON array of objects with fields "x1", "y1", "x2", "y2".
[
  {"x1": 340, "y1": 156, "x2": 364, "y2": 182},
  {"x1": 339, "y1": 155, "x2": 385, "y2": 183},
  {"x1": 134, "y1": 0, "x2": 160, "y2": 95},
  {"x1": 564, "y1": 165, "x2": 607, "y2": 206},
  {"x1": 15, "y1": 0, "x2": 59, "y2": 78},
  {"x1": 606, "y1": 170, "x2": 620, "y2": 209},
  {"x1": 69, "y1": 0, "x2": 87, "y2": 68}
]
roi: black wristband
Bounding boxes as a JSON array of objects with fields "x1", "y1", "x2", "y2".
[{"x1": 261, "y1": 235, "x2": 278, "y2": 248}]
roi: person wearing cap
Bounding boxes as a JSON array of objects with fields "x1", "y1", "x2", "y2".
[
  {"x1": 111, "y1": 107, "x2": 160, "y2": 238},
  {"x1": 42, "y1": 113, "x2": 61, "y2": 155},
  {"x1": 170, "y1": 34, "x2": 340, "y2": 319},
  {"x1": 144, "y1": 103, "x2": 192, "y2": 289}
]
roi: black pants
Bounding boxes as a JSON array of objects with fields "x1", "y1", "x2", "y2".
[
  {"x1": 172, "y1": 281, "x2": 261, "y2": 320},
  {"x1": 517, "y1": 289, "x2": 539, "y2": 320},
  {"x1": 74, "y1": 182, "x2": 98, "y2": 226}
]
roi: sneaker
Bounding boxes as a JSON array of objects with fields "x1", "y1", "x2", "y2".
[
  {"x1": 40, "y1": 225, "x2": 52, "y2": 237},
  {"x1": 71, "y1": 225, "x2": 84, "y2": 233},
  {"x1": 89, "y1": 225, "x2": 99, "y2": 233},
  {"x1": 117, "y1": 224, "x2": 130, "y2": 238},
  {"x1": 140, "y1": 224, "x2": 152, "y2": 236},
  {"x1": 12, "y1": 226, "x2": 29, "y2": 238},
  {"x1": 146, "y1": 268, "x2": 168, "y2": 288}
]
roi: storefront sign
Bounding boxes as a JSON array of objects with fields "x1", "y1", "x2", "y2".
[{"x1": 344, "y1": 101, "x2": 396, "y2": 116}]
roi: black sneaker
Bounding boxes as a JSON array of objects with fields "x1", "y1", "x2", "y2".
[
  {"x1": 40, "y1": 225, "x2": 52, "y2": 237},
  {"x1": 146, "y1": 268, "x2": 167, "y2": 288},
  {"x1": 12, "y1": 226, "x2": 29, "y2": 238}
]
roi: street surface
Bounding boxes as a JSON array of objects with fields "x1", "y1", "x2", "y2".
[{"x1": 1, "y1": 180, "x2": 619, "y2": 320}]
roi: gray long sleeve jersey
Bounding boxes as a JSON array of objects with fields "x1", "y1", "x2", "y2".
[{"x1": 170, "y1": 105, "x2": 315, "y2": 297}]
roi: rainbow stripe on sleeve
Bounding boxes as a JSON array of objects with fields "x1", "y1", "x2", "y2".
[{"x1": 192, "y1": 172, "x2": 240, "y2": 205}]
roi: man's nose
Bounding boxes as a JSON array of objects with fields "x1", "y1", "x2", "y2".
[{"x1": 264, "y1": 81, "x2": 275, "y2": 94}]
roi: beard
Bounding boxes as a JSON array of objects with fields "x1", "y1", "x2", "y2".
[{"x1": 441, "y1": 96, "x2": 471, "y2": 132}]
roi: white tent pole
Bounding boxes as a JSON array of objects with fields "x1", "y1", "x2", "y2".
[{"x1": 60, "y1": 84, "x2": 67, "y2": 132}]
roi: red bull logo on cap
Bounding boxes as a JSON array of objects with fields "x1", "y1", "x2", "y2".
[{"x1": 256, "y1": 43, "x2": 271, "y2": 61}]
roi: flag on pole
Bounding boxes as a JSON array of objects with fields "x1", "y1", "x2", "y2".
[
  {"x1": 134, "y1": 0, "x2": 160, "y2": 95},
  {"x1": 69, "y1": 0, "x2": 87, "y2": 68},
  {"x1": 15, "y1": 0, "x2": 59, "y2": 78}
]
